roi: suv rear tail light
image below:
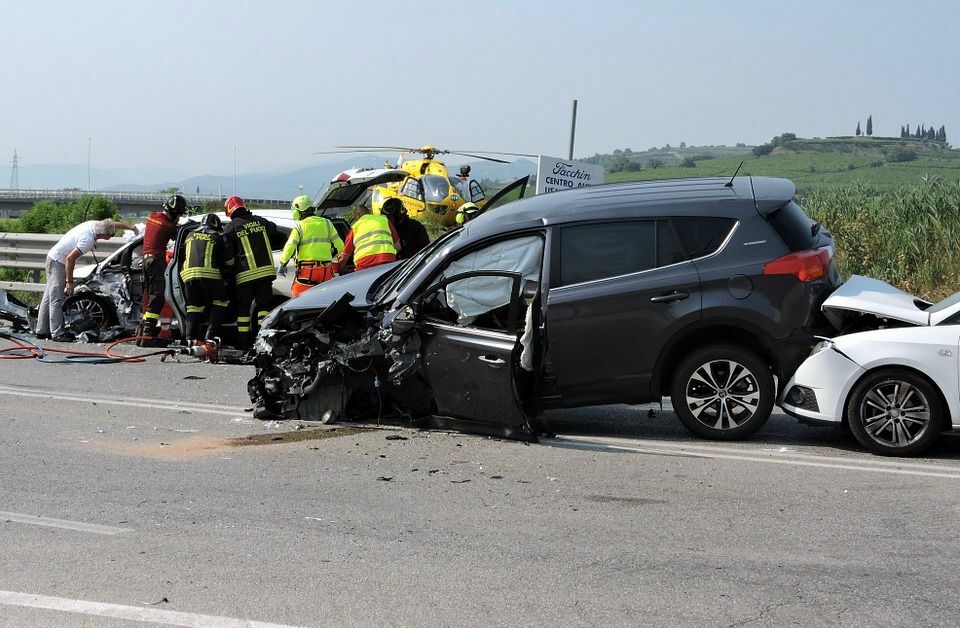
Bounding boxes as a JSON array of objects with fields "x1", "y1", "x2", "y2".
[{"x1": 763, "y1": 248, "x2": 831, "y2": 282}]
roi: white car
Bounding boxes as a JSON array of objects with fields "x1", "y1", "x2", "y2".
[{"x1": 780, "y1": 275, "x2": 960, "y2": 456}]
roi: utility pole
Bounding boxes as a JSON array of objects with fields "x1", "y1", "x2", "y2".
[
  {"x1": 568, "y1": 99, "x2": 578, "y2": 160},
  {"x1": 9, "y1": 149, "x2": 19, "y2": 189}
]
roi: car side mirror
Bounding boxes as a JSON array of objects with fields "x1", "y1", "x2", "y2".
[{"x1": 390, "y1": 304, "x2": 416, "y2": 336}]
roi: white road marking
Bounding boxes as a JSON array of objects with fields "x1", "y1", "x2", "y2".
[
  {"x1": 0, "y1": 384, "x2": 248, "y2": 417},
  {"x1": 553, "y1": 436, "x2": 960, "y2": 480},
  {"x1": 0, "y1": 590, "x2": 300, "y2": 627},
  {"x1": 0, "y1": 511, "x2": 130, "y2": 535}
]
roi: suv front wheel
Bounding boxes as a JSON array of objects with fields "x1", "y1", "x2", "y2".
[{"x1": 670, "y1": 345, "x2": 774, "y2": 440}]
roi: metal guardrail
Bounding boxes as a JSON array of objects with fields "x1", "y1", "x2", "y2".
[
  {"x1": 0, "y1": 232, "x2": 128, "y2": 292},
  {"x1": 0, "y1": 188, "x2": 288, "y2": 206},
  {"x1": 0, "y1": 189, "x2": 222, "y2": 204}
]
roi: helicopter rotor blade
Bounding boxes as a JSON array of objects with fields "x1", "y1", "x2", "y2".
[
  {"x1": 451, "y1": 149, "x2": 539, "y2": 158},
  {"x1": 448, "y1": 152, "x2": 512, "y2": 164},
  {"x1": 336, "y1": 145, "x2": 422, "y2": 152},
  {"x1": 310, "y1": 149, "x2": 398, "y2": 155}
]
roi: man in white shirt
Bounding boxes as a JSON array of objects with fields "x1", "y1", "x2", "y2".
[{"x1": 36, "y1": 218, "x2": 137, "y2": 342}]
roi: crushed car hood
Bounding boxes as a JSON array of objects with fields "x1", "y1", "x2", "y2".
[
  {"x1": 274, "y1": 262, "x2": 399, "y2": 314},
  {"x1": 822, "y1": 275, "x2": 931, "y2": 329}
]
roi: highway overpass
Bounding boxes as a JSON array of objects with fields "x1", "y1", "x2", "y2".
[{"x1": 0, "y1": 189, "x2": 287, "y2": 218}]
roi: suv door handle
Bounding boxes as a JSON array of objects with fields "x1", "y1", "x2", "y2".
[
  {"x1": 650, "y1": 291, "x2": 689, "y2": 304},
  {"x1": 479, "y1": 356, "x2": 506, "y2": 367}
]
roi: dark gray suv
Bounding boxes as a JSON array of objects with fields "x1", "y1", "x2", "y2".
[{"x1": 249, "y1": 176, "x2": 839, "y2": 441}]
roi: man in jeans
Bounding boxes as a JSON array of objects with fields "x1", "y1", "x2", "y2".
[{"x1": 36, "y1": 218, "x2": 137, "y2": 342}]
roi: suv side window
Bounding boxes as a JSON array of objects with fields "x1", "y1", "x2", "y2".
[
  {"x1": 658, "y1": 221, "x2": 686, "y2": 266},
  {"x1": 422, "y1": 235, "x2": 543, "y2": 332},
  {"x1": 557, "y1": 221, "x2": 656, "y2": 286},
  {"x1": 672, "y1": 217, "x2": 736, "y2": 258}
]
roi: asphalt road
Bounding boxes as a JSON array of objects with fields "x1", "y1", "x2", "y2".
[{"x1": 1, "y1": 337, "x2": 960, "y2": 627}]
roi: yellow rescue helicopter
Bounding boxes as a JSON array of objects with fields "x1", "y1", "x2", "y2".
[{"x1": 315, "y1": 145, "x2": 534, "y2": 226}]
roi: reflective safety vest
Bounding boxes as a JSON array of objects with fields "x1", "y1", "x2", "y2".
[
  {"x1": 224, "y1": 214, "x2": 277, "y2": 284},
  {"x1": 180, "y1": 230, "x2": 225, "y2": 281},
  {"x1": 280, "y1": 216, "x2": 343, "y2": 266},
  {"x1": 352, "y1": 214, "x2": 397, "y2": 265}
]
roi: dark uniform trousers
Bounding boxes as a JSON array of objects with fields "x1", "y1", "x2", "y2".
[
  {"x1": 234, "y1": 278, "x2": 273, "y2": 349},
  {"x1": 183, "y1": 278, "x2": 229, "y2": 342},
  {"x1": 141, "y1": 254, "x2": 166, "y2": 336}
]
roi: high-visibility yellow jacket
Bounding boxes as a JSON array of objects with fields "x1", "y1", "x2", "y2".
[
  {"x1": 352, "y1": 214, "x2": 397, "y2": 265},
  {"x1": 279, "y1": 216, "x2": 344, "y2": 266}
]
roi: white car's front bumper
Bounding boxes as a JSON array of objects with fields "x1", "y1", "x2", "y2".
[{"x1": 780, "y1": 345, "x2": 865, "y2": 424}]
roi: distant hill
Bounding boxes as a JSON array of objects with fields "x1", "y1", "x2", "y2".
[
  {"x1": 4, "y1": 156, "x2": 537, "y2": 201},
  {"x1": 586, "y1": 136, "x2": 960, "y2": 192}
]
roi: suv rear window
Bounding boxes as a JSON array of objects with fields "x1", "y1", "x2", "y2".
[
  {"x1": 672, "y1": 217, "x2": 736, "y2": 258},
  {"x1": 765, "y1": 201, "x2": 817, "y2": 251}
]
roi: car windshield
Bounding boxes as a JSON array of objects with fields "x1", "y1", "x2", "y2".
[
  {"x1": 421, "y1": 175, "x2": 450, "y2": 203},
  {"x1": 374, "y1": 228, "x2": 464, "y2": 305}
]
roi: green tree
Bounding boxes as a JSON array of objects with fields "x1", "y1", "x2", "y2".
[
  {"x1": 856, "y1": 121, "x2": 861, "y2": 136},
  {"x1": 866, "y1": 115, "x2": 873, "y2": 136},
  {"x1": 18, "y1": 195, "x2": 117, "y2": 234}
]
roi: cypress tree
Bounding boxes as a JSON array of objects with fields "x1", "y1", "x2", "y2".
[
  {"x1": 906, "y1": 124, "x2": 911, "y2": 138},
  {"x1": 866, "y1": 115, "x2": 873, "y2": 136},
  {"x1": 856, "y1": 122, "x2": 861, "y2": 136}
]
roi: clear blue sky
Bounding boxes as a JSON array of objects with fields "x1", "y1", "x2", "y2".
[{"x1": 2, "y1": 0, "x2": 957, "y2": 176}]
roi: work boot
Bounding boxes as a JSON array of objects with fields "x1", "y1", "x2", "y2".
[{"x1": 136, "y1": 319, "x2": 158, "y2": 347}]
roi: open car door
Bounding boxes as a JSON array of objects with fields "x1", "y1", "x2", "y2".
[
  {"x1": 479, "y1": 175, "x2": 530, "y2": 214},
  {"x1": 415, "y1": 270, "x2": 536, "y2": 439}
]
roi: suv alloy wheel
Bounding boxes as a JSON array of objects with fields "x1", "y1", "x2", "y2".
[{"x1": 670, "y1": 345, "x2": 775, "y2": 440}]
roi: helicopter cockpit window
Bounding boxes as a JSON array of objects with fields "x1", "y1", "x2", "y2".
[
  {"x1": 468, "y1": 180, "x2": 485, "y2": 202},
  {"x1": 450, "y1": 177, "x2": 467, "y2": 199},
  {"x1": 401, "y1": 179, "x2": 423, "y2": 201},
  {"x1": 420, "y1": 175, "x2": 450, "y2": 203}
]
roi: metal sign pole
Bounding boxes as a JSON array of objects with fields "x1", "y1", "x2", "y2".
[{"x1": 568, "y1": 99, "x2": 578, "y2": 160}]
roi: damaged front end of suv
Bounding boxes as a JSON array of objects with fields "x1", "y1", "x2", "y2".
[
  {"x1": 248, "y1": 221, "x2": 543, "y2": 441},
  {"x1": 249, "y1": 287, "x2": 434, "y2": 426}
]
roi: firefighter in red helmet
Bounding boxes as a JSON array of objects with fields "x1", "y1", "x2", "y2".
[{"x1": 221, "y1": 196, "x2": 284, "y2": 349}]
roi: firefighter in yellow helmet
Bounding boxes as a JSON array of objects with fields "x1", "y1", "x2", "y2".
[{"x1": 277, "y1": 194, "x2": 344, "y2": 297}]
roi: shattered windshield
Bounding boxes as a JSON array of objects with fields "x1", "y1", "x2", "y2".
[{"x1": 375, "y1": 228, "x2": 464, "y2": 305}]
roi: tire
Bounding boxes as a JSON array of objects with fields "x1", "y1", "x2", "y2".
[
  {"x1": 846, "y1": 369, "x2": 942, "y2": 457},
  {"x1": 63, "y1": 294, "x2": 116, "y2": 333},
  {"x1": 670, "y1": 345, "x2": 775, "y2": 440}
]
